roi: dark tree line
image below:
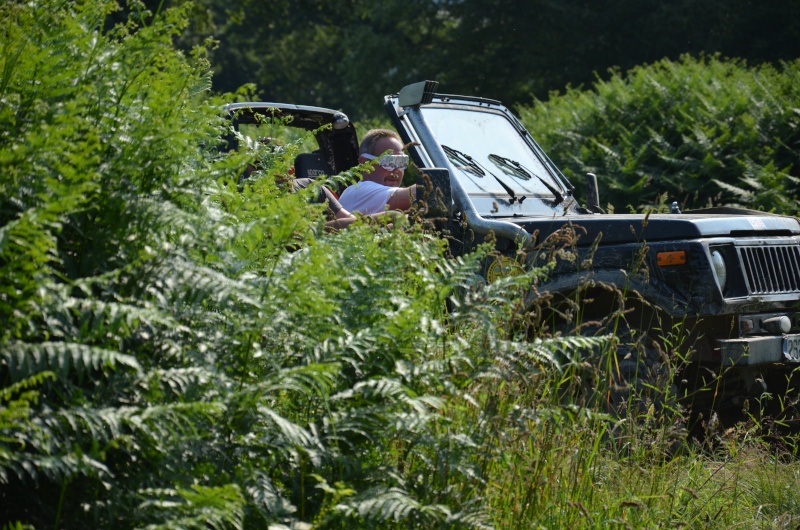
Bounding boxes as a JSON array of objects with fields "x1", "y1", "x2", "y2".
[{"x1": 149, "y1": 0, "x2": 800, "y2": 119}]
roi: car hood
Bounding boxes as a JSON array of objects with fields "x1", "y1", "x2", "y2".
[{"x1": 513, "y1": 211, "x2": 800, "y2": 244}]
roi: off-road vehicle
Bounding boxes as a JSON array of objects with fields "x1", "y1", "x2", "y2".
[{"x1": 226, "y1": 80, "x2": 800, "y2": 430}]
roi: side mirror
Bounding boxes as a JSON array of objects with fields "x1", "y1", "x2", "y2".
[
  {"x1": 415, "y1": 168, "x2": 452, "y2": 217},
  {"x1": 585, "y1": 172, "x2": 605, "y2": 214}
]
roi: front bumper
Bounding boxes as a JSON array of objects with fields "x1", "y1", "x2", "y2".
[{"x1": 719, "y1": 333, "x2": 800, "y2": 365}]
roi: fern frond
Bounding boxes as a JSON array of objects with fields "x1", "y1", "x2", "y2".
[
  {"x1": 332, "y1": 378, "x2": 445, "y2": 416},
  {"x1": 150, "y1": 257, "x2": 261, "y2": 311},
  {"x1": 339, "y1": 486, "x2": 448, "y2": 525},
  {"x1": 256, "y1": 406, "x2": 319, "y2": 454},
  {"x1": 2, "y1": 341, "x2": 141, "y2": 382},
  {"x1": 0, "y1": 452, "x2": 111, "y2": 484},
  {"x1": 148, "y1": 367, "x2": 216, "y2": 398},
  {"x1": 136, "y1": 484, "x2": 245, "y2": 530},
  {"x1": 63, "y1": 293, "x2": 177, "y2": 334},
  {"x1": 0, "y1": 371, "x2": 56, "y2": 402},
  {"x1": 247, "y1": 364, "x2": 340, "y2": 399},
  {"x1": 245, "y1": 470, "x2": 297, "y2": 521},
  {"x1": 135, "y1": 403, "x2": 226, "y2": 441}
]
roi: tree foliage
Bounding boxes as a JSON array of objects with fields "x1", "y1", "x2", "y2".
[{"x1": 195, "y1": 0, "x2": 800, "y2": 119}]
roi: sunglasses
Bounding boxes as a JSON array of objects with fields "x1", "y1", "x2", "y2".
[{"x1": 362, "y1": 152, "x2": 409, "y2": 171}]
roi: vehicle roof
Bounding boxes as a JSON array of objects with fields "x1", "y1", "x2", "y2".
[{"x1": 224, "y1": 102, "x2": 351, "y2": 131}]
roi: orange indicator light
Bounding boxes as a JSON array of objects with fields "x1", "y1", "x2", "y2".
[{"x1": 657, "y1": 251, "x2": 686, "y2": 267}]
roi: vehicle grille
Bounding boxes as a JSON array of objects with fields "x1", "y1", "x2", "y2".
[{"x1": 738, "y1": 244, "x2": 800, "y2": 294}]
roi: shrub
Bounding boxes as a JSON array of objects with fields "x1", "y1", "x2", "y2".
[
  {"x1": 0, "y1": 0, "x2": 241, "y2": 526},
  {"x1": 520, "y1": 55, "x2": 800, "y2": 215},
  {"x1": 0, "y1": 1, "x2": 586, "y2": 528}
]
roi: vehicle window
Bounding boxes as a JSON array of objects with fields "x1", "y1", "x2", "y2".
[
  {"x1": 237, "y1": 122, "x2": 318, "y2": 153},
  {"x1": 419, "y1": 106, "x2": 560, "y2": 198}
]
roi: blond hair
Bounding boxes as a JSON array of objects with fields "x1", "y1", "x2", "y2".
[{"x1": 359, "y1": 129, "x2": 402, "y2": 156}]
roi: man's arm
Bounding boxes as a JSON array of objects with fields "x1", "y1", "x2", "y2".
[{"x1": 386, "y1": 184, "x2": 416, "y2": 211}]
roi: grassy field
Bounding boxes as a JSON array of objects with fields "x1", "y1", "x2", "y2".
[{"x1": 477, "y1": 383, "x2": 800, "y2": 528}]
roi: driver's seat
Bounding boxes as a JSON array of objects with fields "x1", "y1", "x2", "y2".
[{"x1": 293, "y1": 152, "x2": 329, "y2": 180}]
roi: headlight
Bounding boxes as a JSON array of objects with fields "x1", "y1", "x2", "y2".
[{"x1": 711, "y1": 250, "x2": 727, "y2": 291}]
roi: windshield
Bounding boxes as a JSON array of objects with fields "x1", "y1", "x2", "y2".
[{"x1": 418, "y1": 105, "x2": 564, "y2": 199}]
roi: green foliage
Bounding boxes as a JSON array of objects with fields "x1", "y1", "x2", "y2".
[
  {"x1": 0, "y1": 0, "x2": 239, "y2": 526},
  {"x1": 0, "y1": 1, "x2": 582, "y2": 528},
  {"x1": 207, "y1": 0, "x2": 450, "y2": 119},
  {"x1": 194, "y1": 0, "x2": 800, "y2": 120},
  {"x1": 520, "y1": 55, "x2": 800, "y2": 215},
  {"x1": 5, "y1": 2, "x2": 800, "y2": 530}
]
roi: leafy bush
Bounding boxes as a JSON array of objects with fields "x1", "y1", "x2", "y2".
[
  {"x1": 0, "y1": 0, "x2": 236, "y2": 525},
  {"x1": 0, "y1": 1, "x2": 596, "y2": 528},
  {"x1": 520, "y1": 55, "x2": 800, "y2": 215}
]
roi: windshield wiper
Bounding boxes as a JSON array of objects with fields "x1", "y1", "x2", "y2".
[
  {"x1": 443, "y1": 145, "x2": 523, "y2": 204},
  {"x1": 488, "y1": 153, "x2": 564, "y2": 204},
  {"x1": 442, "y1": 145, "x2": 485, "y2": 178},
  {"x1": 488, "y1": 154, "x2": 532, "y2": 180}
]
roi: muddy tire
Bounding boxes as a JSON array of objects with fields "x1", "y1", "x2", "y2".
[{"x1": 572, "y1": 318, "x2": 687, "y2": 452}]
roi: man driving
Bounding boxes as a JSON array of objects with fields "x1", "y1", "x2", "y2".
[{"x1": 338, "y1": 129, "x2": 417, "y2": 215}]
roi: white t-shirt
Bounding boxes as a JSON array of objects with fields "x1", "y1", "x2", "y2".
[{"x1": 339, "y1": 180, "x2": 400, "y2": 215}]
